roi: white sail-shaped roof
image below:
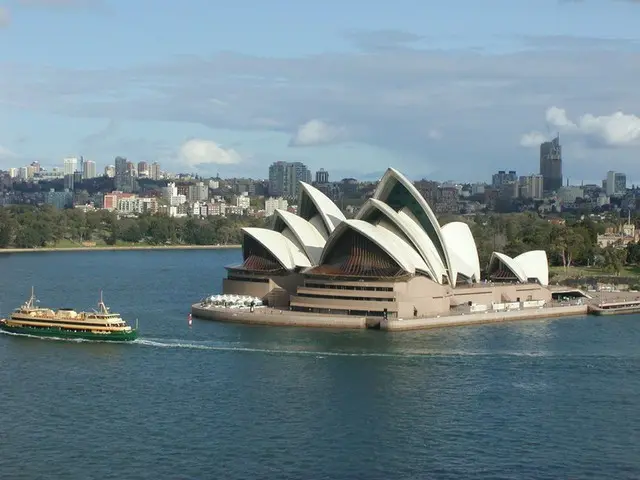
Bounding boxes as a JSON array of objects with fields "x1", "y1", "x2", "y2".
[
  {"x1": 297, "y1": 182, "x2": 345, "y2": 238},
  {"x1": 488, "y1": 252, "x2": 527, "y2": 283},
  {"x1": 514, "y1": 250, "x2": 549, "y2": 286},
  {"x1": 243, "y1": 227, "x2": 311, "y2": 270},
  {"x1": 272, "y1": 209, "x2": 325, "y2": 265},
  {"x1": 396, "y1": 207, "x2": 448, "y2": 284},
  {"x1": 372, "y1": 167, "x2": 456, "y2": 285},
  {"x1": 357, "y1": 198, "x2": 441, "y2": 281},
  {"x1": 489, "y1": 250, "x2": 549, "y2": 286},
  {"x1": 320, "y1": 219, "x2": 430, "y2": 275},
  {"x1": 441, "y1": 222, "x2": 481, "y2": 282}
]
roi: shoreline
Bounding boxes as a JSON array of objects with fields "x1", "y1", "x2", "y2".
[{"x1": 0, "y1": 244, "x2": 241, "y2": 254}]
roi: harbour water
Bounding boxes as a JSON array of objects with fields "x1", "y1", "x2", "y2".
[{"x1": 1, "y1": 250, "x2": 640, "y2": 479}]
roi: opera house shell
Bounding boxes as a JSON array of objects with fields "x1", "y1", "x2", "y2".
[{"x1": 223, "y1": 168, "x2": 551, "y2": 319}]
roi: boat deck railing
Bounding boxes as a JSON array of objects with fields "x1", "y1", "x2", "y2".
[{"x1": 596, "y1": 300, "x2": 640, "y2": 309}]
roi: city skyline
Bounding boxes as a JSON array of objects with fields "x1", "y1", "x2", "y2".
[
  {"x1": 2, "y1": 0, "x2": 640, "y2": 182},
  {"x1": 3, "y1": 149, "x2": 636, "y2": 191}
]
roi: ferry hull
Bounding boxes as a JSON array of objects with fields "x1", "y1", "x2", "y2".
[
  {"x1": 0, "y1": 323, "x2": 138, "y2": 342},
  {"x1": 588, "y1": 305, "x2": 640, "y2": 316}
]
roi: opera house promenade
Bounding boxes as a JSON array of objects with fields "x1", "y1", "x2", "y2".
[{"x1": 192, "y1": 167, "x2": 588, "y2": 330}]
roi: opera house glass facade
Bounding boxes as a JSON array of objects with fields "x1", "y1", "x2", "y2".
[{"x1": 223, "y1": 168, "x2": 551, "y2": 319}]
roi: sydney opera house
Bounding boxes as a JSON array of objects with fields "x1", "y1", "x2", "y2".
[{"x1": 222, "y1": 168, "x2": 551, "y2": 320}]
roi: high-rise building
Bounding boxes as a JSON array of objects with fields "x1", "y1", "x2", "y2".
[
  {"x1": 491, "y1": 170, "x2": 517, "y2": 187},
  {"x1": 63, "y1": 157, "x2": 78, "y2": 176},
  {"x1": 83, "y1": 160, "x2": 96, "y2": 179},
  {"x1": 188, "y1": 182, "x2": 209, "y2": 202},
  {"x1": 64, "y1": 174, "x2": 74, "y2": 191},
  {"x1": 315, "y1": 168, "x2": 329, "y2": 184},
  {"x1": 268, "y1": 161, "x2": 287, "y2": 196},
  {"x1": 606, "y1": 170, "x2": 615, "y2": 196},
  {"x1": 114, "y1": 156, "x2": 132, "y2": 191},
  {"x1": 605, "y1": 170, "x2": 627, "y2": 196},
  {"x1": 150, "y1": 162, "x2": 161, "y2": 181},
  {"x1": 519, "y1": 174, "x2": 544, "y2": 200},
  {"x1": 268, "y1": 161, "x2": 311, "y2": 199},
  {"x1": 615, "y1": 172, "x2": 627, "y2": 195},
  {"x1": 137, "y1": 161, "x2": 149, "y2": 177},
  {"x1": 539, "y1": 134, "x2": 562, "y2": 192},
  {"x1": 104, "y1": 165, "x2": 115, "y2": 178},
  {"x1": 284, "y1": 162, "x2": 311, "y2": 199}
]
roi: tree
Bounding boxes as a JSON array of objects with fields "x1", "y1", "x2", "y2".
[
  {"x1": 0, "y1": 209, "x2": 15, "y2": 247},
  {"x1": 119, "y1": 220, "x2": 143, "y2": 243},
  {"x1": 626, "y1": 241, "x2": 640, "y2": 265},
  {"x1": 603, "y1": 246, "x2": 627, "y2": 276},
  {"x1": 550, "y1": 224, "x2": 588, "y2": 269}
]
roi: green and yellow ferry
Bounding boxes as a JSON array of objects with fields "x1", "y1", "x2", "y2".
[{"x1": 0, "y1": 289, "x2": 138, "y2": 342}]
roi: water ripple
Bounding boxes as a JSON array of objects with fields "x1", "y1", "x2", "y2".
[{"x1": 1, "y1": 250, "x2": 640, "y2": 479}]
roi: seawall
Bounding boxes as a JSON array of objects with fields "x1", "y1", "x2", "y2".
[
  {"x1": 381, "y1": 304, "x2": 589, "y2": 331},
  {"x1": 192, "y1": 303, "x2": 589, "y2": 331},
  {"x1": 191, "y1": 304, "x2": 367, "y2": 329}
]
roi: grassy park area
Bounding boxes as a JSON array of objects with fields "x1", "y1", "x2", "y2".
[{"x1": 549, "y1": 265, "x2": 640, "y2": 282}]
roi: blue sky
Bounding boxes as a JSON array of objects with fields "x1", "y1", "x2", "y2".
[{"x1": 1, "y1": 0, "x2": 640, "y2": 183}]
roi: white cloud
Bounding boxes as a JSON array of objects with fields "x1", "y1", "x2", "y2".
[
  {"x1": 522, "y1": 106, "x2": 640, "y2": 148},
  {"x1": 4, "y1": 30, "x2": 640, "y2": 178},
  {"x1": 0, "y1": 7, "x2": 10, "y2": 27},
  {"x1": 177, "y1": 139, "x2": 242, "y2": 168},
  {"x1": 289, "y1": 119, "x2": 347, "y2": 147},
  {"x1": 545, "y1": 106, "x2": 578, "y2": 130},
  {"x1": 520, "y1": 131, "x2": 548, "y2": 147}
]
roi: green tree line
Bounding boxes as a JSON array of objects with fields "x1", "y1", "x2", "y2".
[
  {"x1": 467, "y1": 212, "x2": 640, "y2": 275},
  {"x1": 2, "y1": 206, "x2": 639, "y2": 277},
  {"x1": 0, "y1": 206, "x2": 268, "y2": 249}
]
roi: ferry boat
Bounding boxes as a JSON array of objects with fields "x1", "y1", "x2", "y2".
[
  {"x1": 0, "y1": 289, "x2": 138, "y2": 341},
  {"x1": 588, "y1": 300, "x2": 640, "y2": 316}
]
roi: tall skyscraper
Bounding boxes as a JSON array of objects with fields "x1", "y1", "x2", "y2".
[
  {"x1": 285, "y1": 162, "x2": 312, "y2": 199},
  {"x1": 150, "y1": 162, "x2": 161, "y2": 180},
  {"x1": 114, "y1": 156, "x2": 132, "y2": 191},
  {"x1": 605, "y1": 170, "x2": 627, "y2": 196},
  {"x1": 615, "y1": 172, "x2": 627, "y2": 195},
  {"x1": 268, "y1": 161, "x2": 287, "y2": 196},
  {"x1": 268, "y1": 161, "x2": 311, "y2": 198},
  {"x1": 539, "y1": 134, "x2": 562, "y2": 192},
  {"x1": 83, "y1": 160, "x2": 96, "y2": 179},
  {"x1": 63, "y1": 157, "x2": 78, "y2": 176}
]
